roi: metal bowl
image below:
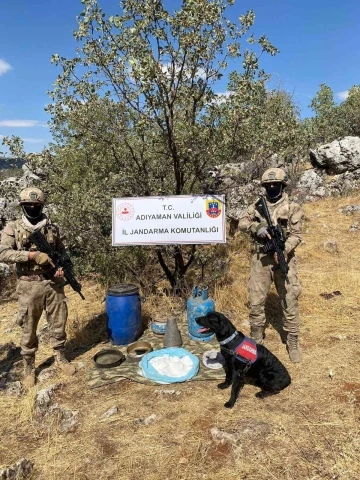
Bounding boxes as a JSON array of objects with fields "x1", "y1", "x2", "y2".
[
  {"x1": 126, "y1": 341, "x2": 153, "y2": 362},
  {"x1": 93, "y1": 349, "x2": 125, "y2": 369}
]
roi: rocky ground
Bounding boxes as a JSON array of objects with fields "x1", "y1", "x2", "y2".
[{"x1": 0, "y1": 194, "x2": 359, "y2": 479}]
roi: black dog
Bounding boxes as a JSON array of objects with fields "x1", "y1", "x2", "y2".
[{"x1": 196, "y1": 312, "x2": 291, "y2": 408}]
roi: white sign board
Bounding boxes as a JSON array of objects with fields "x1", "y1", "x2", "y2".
[{"x1": 112, "y1": 195, "x2": 226, "y2": 245}]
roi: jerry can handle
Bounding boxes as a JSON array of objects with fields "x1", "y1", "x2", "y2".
[
  {"x1": 193, "y1": 285, "x2": 201, "y2": 298},
  {"x1": 201, "y1": 286, "x2": 209, "y2": 300}
]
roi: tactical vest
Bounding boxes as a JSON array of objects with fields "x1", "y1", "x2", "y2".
[{"x1": 14, "y1": 219, "x2": 60, "y2": 275}]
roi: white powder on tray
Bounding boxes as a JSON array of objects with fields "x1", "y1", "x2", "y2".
[{"x1": 149, "y1": 354, "x2": 193, "y2": 378}]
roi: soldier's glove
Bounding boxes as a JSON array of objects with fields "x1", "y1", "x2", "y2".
[
  {"x1": 33, "y1": 252, "x2": 52, "y2": 266},
  {"x1": 256, "y1": 226, "x2": 268, "y2": 239}
]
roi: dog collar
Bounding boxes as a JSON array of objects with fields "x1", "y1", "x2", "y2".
[{"x1": 219, "y1": 331, "x2": 238, "y2": 345}]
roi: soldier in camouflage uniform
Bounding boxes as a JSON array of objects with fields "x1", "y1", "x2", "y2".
[
  {"x1": 238, "y1": 168, "x2": 304, "y2": 363},
  {"x1": 0, "y1": 187, "x2": 76, "y2": 388}
]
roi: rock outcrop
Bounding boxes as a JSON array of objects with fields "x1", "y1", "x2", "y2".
[
  {"x1": 309, "y1": 136, "x2": 360, "y2": 173},
  {"x1": 211, "y1": 137, "x2": 360, "y2": 223},
  {"x1": 295, "y1": 136, "x2": 360, "y2": 201}
]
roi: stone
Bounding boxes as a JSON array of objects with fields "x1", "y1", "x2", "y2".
[
  {"x1": 296, "y1": 169, "x2": 325, "y2": 197},
  {"x1": 56, "y1": 407, "x2": 79, "y2": 433},
  {"x1": 310, "y1": 136, "x2": 360, "y2": 173},
  {"x1": 0, "y1": 458, "x2": 34, "y2": 479},
  {"x1": 211, "y1": 420, "x2": 270, "y2": 445},
  {"x1": 37, "y1": 368, "x2": 57, "y2": 384},
  {"x1": 76, "y1": 361, "x2": 86, "y2": 370},
  {"x1": 154, "y1": 389, "x2": 181, "y2": 396},
  {"x1": 5, "y1": 381, "x2": 24, "y2": 397},
  {"x1": 46, "y1": 403, "x2": 79, "y2": 432},
  {"x1": 210, "y1": 427, "x2": 239, "y2": 444},
  {"x1": 134, "y1": 413, "x2": 160, "y2": 426},
  {"x1": 34, "y1": 383, "x2": 63, "y2": 415},
  {"x1": 339, "y1": 204, "x2": 360, "y2": 215},
  {"x1": 323, "y1": 240, "x2": 338, "y2": 254},
  {"x1": 102, "y1": 406, "x2": 118, "y2": 419},
  {"x1": 34, "y1": 384, "x2": 79, "y2": 432}
]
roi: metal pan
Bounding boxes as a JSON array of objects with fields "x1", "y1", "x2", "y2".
[{"x1": 93, "y1": 349, "x2": 125, "y2": 369}]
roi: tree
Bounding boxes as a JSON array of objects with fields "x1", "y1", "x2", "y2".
[
  {"x1": 337, "y1": 85, "x2": 360, "y2": 136},
  {"x1": 308, "y1": 84, "x2": 342, "y2": 145},
  {"x1": 214, "y1": 82, "x2": 303, "y2": 178},
  {"x1": 305, "y1": 84, "x2": 360, "y2": 148},
  {"x1": 19, "y1": 0, "x2": 280, "y2": 292}
]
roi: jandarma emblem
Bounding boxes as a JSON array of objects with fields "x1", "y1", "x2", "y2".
[
  {"x1": 116, "y1": 203, "x2": 135, "y2": 221},
  {"x1": 205, "y1": 199, "x2": 222, "y2": 218}
]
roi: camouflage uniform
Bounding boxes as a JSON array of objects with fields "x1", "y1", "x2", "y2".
[
  {"x1": 239, "y1": 170, "x2": 304, "y2": 361},
  {"x1": 0, "y1": 187, "x2": 75, "y2": 385},
  {"x1": 0, "y1": 217, "x2": 68, "y2": 356}
]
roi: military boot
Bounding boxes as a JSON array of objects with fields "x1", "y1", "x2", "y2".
[
  {"x1": 23, "y1": 355, "x2": 36, "y2": 389},
  {"x1": 54, "y1": 350, "x2": 76, "y2": 376},
  {"x1": 286, "y1": 334, "x2": 302, "y2": 363},
  {"x1": 250, "y1": 326, "x2": 264, "y2": 345}
]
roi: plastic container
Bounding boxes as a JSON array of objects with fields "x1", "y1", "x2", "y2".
[
  {"x1": 187, "y1": 286, "x2": 215, "y2": 342},
  {"x1": 106, "y1": 284, "x2": 142, "y2": 345},
  {"x1": 139, "y1": 347, "x2": 199, "y2": 384}
]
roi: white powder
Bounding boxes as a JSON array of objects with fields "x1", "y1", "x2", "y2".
[{"x1": 149, "y1": 354, "x2": 193, "y2": 378}]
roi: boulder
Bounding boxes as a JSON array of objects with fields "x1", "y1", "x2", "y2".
[
  {"x1": 294, "y1": 136, "x2": 360, "y2": 200},
  {"x1": 294, "y1": 169, "x2": 326, "y2": 200},
  {"x1": 310, "y1": 136, "x2": 360, "y2": 174}
]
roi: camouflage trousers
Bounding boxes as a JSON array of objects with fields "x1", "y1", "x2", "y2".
[
  {"x1": 16, "y1": 279, "x2": 68, "y2": 357},
  {"x1": 248, "y1": 253, "x2": 302, "y2": 335}
]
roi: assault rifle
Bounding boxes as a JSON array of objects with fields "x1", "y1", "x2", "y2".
[
  {"x1": 29, "y1": 230, "x2": 85, "y2": 300},
  {"x1": 255, "y1": 196, "x2": 289, "y2": 285}
]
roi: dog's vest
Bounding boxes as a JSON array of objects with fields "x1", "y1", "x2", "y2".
[{"x1": 234, "y1": 337, "x2": 258, "y2": 365}]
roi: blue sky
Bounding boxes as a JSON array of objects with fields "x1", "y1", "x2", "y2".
[{"x1": 0, "y1": 0, "x2": 359, "y2": 153}]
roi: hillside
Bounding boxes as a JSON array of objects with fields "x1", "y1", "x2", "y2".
[
  {"x1": 0, "y1": 157, "x2": 25, "y2": 170},
  {"x1": 0, "y1": 194, "x2": 359, "y2": 480}
]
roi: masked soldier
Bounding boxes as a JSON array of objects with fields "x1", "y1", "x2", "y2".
[
  {"x1": 238, "y1": 168, "x2": 304, "y2": 363},
  {"x1": 0, "y1": 187, "x2": 76, "y2": 388}
]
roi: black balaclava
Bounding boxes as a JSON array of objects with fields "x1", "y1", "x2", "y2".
[
  {"x1": 264, "y1": 182, "x2": 283, "y2": 203},
  {"x1": 22, "y1": 203, "x2": 44, "y2": 224}
]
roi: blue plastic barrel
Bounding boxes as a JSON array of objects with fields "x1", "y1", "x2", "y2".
[
  {"x1": 187, "y1": 286, "x2": 215, "y2": 342},
  {"x1": 106, "y1": 284, "x2": 142, "y2": 345}
]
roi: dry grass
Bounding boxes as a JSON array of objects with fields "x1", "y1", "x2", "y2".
[{"x1": 1, "y1": 194, "x2": 360, "y2": 479}]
